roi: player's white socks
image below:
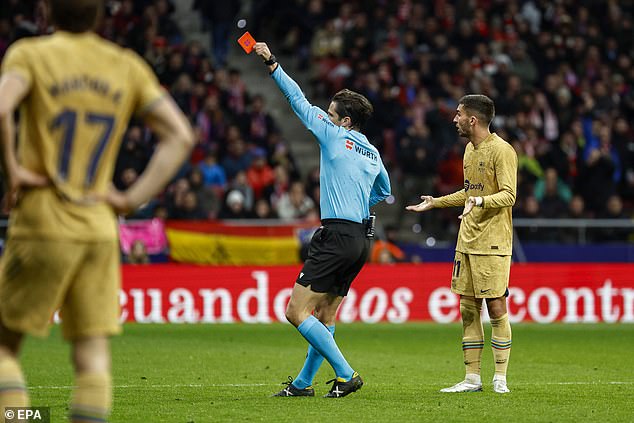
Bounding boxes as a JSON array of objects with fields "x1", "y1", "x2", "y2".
[
  {"x1": 493, "y1": 374, "x2": 510, "y2": 393},
  {"x1": 465, "y1": 373, "x2": 481, "y2": 385},
  {"x1": 440, "y1": 373, "x2": 482, "y2": 393}
]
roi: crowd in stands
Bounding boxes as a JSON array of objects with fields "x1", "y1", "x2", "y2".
[
  {"x1": 1, "y1": 0, "x2": 632, "y2": 246},
  {"x1": 1, "y1": 0, "x2": 322, "y2": 224},
  {"x1": 259, "y1": 0, "x2": 633, "y2": 242}
]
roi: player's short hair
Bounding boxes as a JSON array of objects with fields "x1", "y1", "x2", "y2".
[
  {"x1": 458, "y1": 94, "x2": 495, "y2": 126},
  {"x1": 332, "y1": 89, "x2": 373, "y2": 130},
  {"x1": 50, "y1": 0, "x2": 103, "y2": 33}
]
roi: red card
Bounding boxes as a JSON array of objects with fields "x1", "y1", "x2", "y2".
[{"x1": 237, "y1": 32, "x2": 256, "y2": 54}]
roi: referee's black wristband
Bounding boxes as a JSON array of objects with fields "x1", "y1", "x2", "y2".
[{"x1": 264, "y1": 54, "x2": 277, "y2": 66}]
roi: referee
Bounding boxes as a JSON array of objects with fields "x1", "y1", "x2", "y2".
[{"x1": 253, "y1": 42, "x2": 391, "y2": 398}]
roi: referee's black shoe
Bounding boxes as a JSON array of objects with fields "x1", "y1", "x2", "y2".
[
  {"x1": 272, "y1": 376, "x2": 315, "y2": 397},
  {"x1": 324, "y1": 372, "x2": 363, "y2": 398}
]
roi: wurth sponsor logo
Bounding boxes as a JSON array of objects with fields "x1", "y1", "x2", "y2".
[
  {"x1": 464, "y1": 179, "x2": 484, "y2": 192},
  {"x1": 317, "y1": 114, "x2": 324, "y2": 120},
  {"x1": 346, "y1": 140, "x2": 377, "y2": 161},
  {"x1": 354, "y1": 144, "x2": 377, "y2": 161}
]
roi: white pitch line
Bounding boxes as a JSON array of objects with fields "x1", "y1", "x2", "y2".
[
  {"x1": 30, "y1": 383, "x2": 272, "y2": 390},
  {"x1": 28, "y1": 381, "x2": 634, "y2": 390},
  {"x1": 527, "y1": 381, "x2": 634, "y2": 386}
]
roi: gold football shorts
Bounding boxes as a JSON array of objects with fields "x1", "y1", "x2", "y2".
[
  {"x1": 451, "y1": 251, "x2": 511, "y2": 298},
  {"x1": 0, "y1": 238, "x2": 121, "y2": 340}
]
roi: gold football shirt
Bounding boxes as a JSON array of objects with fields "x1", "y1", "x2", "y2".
[
  {"x1": 1, "y1": 31, "x2": 165, "y2": 240},
  {"x1": 435, "y1": 133, "x2": 518, "y2": 255}
]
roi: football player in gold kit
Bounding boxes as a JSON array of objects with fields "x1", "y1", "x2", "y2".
[
  {"x1": 0, "y1": 0, "x2": 193, "y2": 420},
  {"x1": 407, "y1": 94, "x2": 517, "y2": 394}
]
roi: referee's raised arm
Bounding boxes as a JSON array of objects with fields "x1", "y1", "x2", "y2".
[{"x1": 253, "y1": 42, "x2": 339, "y2": 146}]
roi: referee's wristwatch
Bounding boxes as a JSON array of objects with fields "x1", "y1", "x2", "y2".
[{"x1": 263, "y1": 54, "x2": 277, "y2": 66}]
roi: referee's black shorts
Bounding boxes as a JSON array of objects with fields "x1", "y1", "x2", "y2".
[{"x1": 296, "y1": 219, "x2": 371, "y2": 297}]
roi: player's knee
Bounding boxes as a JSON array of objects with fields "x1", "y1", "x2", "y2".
[
  {"x1": 284, "y1": 303, "x2": 302, "y2": 327},
  {"x1": 486, "y1": 298, "x2": 507, "y2": 319},
  {"x1": 72, "y1": 337, "x2": 111, "y2": 374}
]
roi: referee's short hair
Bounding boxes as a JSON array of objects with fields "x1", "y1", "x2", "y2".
[
  {"x1": 332, "y1": 89, "x2": 374, "y2": 130},
  {"x1": 459, "y1": 94, "x2": 495, "y2": 126},
  {"x1": 50, "y1": 0, "x2": 103, "y2": 33}
]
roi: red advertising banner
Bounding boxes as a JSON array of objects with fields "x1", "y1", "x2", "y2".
[{"x1": 120, "y1": 263, "x2": 634, "y2": 324}]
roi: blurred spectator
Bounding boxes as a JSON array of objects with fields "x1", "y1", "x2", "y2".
[
  {"x1": 221, "y1": 139, "x2": 251, "y2": 181},
  {"x1": 253, "y1": 197, "x2": 277, "y2": 219},
  {"x1": 162, "y1": 50, "x2": 185, "y2": 86},
  {"x1": 265, "y1": 164, "x2": 290, "y2": 211},
  {"x1": 534, "y1": 168, "x2": 572, "y2": 218},
  {"x1": 246, "y1": 148, "x2": 275, "y2": 200},
  {"x1": 171, "y1": 191, "x2": 206, "y2": 220},
  {"x1": 594, "y1": 195, "x2": 632, "y2": 242},
  {"x1": 198, "y1": 151, "x2": 227, "y2": 193},
  {"x1": 114, "y1": 126, "x2": 150, "y2": 187},
  {"x1": 435, "y1": 143, "x2": 465, "y2": 196},
  {"x1": 154, "y1": 0, "x2": 181, "y2": 44},
  {"x1": 219, "y1": 189, "x2": 250, "y2": 219},
  {"x1": 224, "y1": 69, "x2": 247, "y2": 114},
  {"x1": 193, "y1": 0, "x2": 240, "y2": 67},
  {"x1": 243, "y1": 94, "x2": 276, "y2": 148},
  {"x1": 567, "y1": 195, "x2": 590, "y2": 219},
  {"x1": 188, "y1": 168, "x2": 220, "y2": 219},
  {"x1": 541, "y1": 131, "x2": 583, "y2": 188},
  {"x1": 268, "y1": 132, "x2": 300, "y2": 180},
  {"x1": 580, "y1": 127, "x2": 620, "y2": 214},
  {"x1": 165, "y1": 177, "x2": 190, "y2": 218},
  {"x1": 371, "y1": 225, "x2": 406, "y2": 264},
  {"x1": 227, "y1": 170, "x2": 254, "y2": 211},
  {"x1": 276, "y1": 180, "x2": 315, "y2": 221},
  {"x1": 126, "y1": 240, "x2": 150, "y2": 265},
  {"x1": 514, "y1": 196, "x2": 546, "y2": 241},
  {"x1": 171, "y1": 73, "x2": 193, "y2": 115},
  {"x1": 196, "y1": 93, "x2": 229, "y2": 148}
]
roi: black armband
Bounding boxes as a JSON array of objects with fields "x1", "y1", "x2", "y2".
[{"x1": 264, "y1": 54, "x2": 277, "y2": 66}]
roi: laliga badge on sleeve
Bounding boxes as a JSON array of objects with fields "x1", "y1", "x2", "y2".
[{"x1": 237, "y1": 31, "x2": 256, "y2": 54}]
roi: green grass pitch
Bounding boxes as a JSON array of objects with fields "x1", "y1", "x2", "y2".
[{"x1": 21, "y1": 323, "x2": 633, "y2": 422}]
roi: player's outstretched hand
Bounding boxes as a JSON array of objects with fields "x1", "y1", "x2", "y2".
[
  {"x1": 2, "y1": 166, "x2": 49, "y2": 213},
  {"x1": 254, "y1": 42, "x2": 272, "y2": 60},
  {"x1": 405, "y1": 195, "x2": 435, "y2": 212},
  {"x1": 459, "y1": 196, "x2": 477, "y2": 220}
]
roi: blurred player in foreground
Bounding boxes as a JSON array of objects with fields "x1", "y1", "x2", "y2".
[
  {"x1": 0, "y1": 0, "x2": 193, "y2": 420},
  {"x1": 253, "y1": 41, "x2": 390, "y2": 398},
  {"x1": 407, "y1": 95, "x2": 517, "y2": 394}
]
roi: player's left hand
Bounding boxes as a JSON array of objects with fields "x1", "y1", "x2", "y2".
[{"x1": 458, "y1": 196, "x2": 477, "y2": 220}]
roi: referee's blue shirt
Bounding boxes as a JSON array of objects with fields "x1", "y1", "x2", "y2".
[{"x1": 271, "y1": 65, "x2": 391, "y2": 223}]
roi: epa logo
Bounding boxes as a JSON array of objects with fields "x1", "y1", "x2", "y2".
[{"x1": 5, "y1": 407, "x2": 50, "y2": 422}]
